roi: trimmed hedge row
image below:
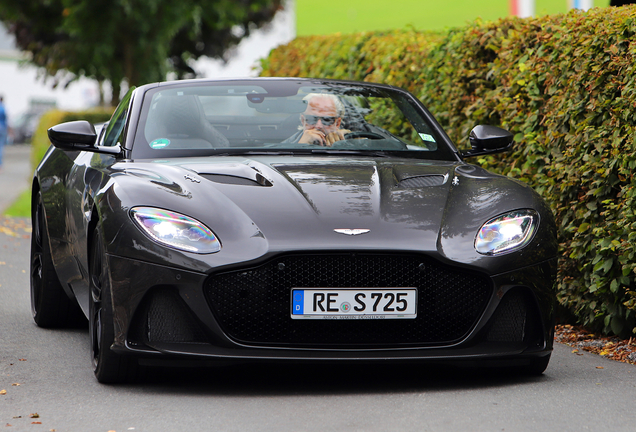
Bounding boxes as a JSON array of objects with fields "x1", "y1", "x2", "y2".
[{"x1": 261, "y1": 7, "x2": 636, "y2": 336}]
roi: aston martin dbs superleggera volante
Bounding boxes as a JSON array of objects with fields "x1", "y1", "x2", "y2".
[{"x1": 31, "y1": 78, "x2": 557, "y2": 383}]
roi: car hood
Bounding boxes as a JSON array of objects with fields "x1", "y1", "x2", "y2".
[{"x1": 109, "y1": 155, "x2": 556, "y2": 274}]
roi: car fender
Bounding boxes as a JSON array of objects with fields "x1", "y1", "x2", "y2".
[{"x1": 437, "y1": 164, "x2": 557, "y2": 273}]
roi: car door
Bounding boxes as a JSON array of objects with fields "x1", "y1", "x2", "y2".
[{"x1": 64, "y1": 89, "x2": 135, "y2": 313}]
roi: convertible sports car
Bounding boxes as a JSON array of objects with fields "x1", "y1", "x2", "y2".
[{"x1": 31, "y1": 78, "x2": 557, "y2": 383}]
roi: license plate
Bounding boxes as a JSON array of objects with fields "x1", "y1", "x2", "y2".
[{"x1": 291, "y1": 288, "x2": 417, "y2": 320}]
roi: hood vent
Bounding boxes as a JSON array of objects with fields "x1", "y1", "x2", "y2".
[
  {"x1": 398, "y1": 175, "x2": 445, "y2": 188},
  {"x1": 200, "y1": 173, "x2": 272, "y2": 187}
]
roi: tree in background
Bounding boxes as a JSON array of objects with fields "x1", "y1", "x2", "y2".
[{"x1": 0, "y1": 0, "x2": 283, "y2": 105}]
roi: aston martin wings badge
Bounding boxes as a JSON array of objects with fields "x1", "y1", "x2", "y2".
[{"x1": 333, "y1": 229, "x2": 371, "y2": 236}]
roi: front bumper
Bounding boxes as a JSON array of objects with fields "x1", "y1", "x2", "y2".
[{"x1": 106, "y1": 252, "x2": 556, "y2": 363}]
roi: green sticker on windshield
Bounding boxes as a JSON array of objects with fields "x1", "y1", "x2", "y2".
[
  {"x1": 150, "y1": 138, "x2": 171, "y2": 149},
  {"x1": 419, "y1": 133, "x2": 436, "y2": 143}
]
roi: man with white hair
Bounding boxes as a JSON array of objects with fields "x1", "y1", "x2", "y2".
[{"x1": 288, "y1": 93, "x2": 350, "y2": 146}]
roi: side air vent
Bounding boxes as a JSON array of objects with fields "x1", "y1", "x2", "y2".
[{"x1": 398, "y1": 175, "x2": 445, "y2": 188}]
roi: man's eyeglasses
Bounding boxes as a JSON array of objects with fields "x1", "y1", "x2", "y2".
[{"x1": 303, "y1": 115, "x2": 338, "y2": 126}]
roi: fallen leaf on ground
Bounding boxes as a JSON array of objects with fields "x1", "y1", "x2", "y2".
[
  {"x1": 29, "y1": 414, "x2": 39, "y2": 419},
  {"x1": 11, "y1": 383, "x2": 19, "y2": 386},
  {"x1": 556, "y1": 325, "x2": 636, "y2": 366},
  {"x1": 31, "y1": 422, "x2": 42, "y2": 425},
  {"x1": 596, "y1": 366, "x2": 604, "y2": 369},
  {"x1": 0, "y1": 390, "x2": 6, "y2": 395},
  {"x1": 18, "y1": 359, "x2": 26, "y2": 362}
]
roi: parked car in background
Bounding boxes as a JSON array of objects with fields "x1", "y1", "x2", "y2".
[
  {"x1": 12, "y1": 111, "x2": 39, "y2": 143},
  {"x1": 12, "y1": 99, "x2": 56, "y2": 144}
]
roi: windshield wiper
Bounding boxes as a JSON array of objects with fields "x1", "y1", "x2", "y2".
[
  {"x1": 211, "y1": 150, "x2": 307, "y2": 156},
  {"x1": 208, "y1": 149, "x2": 392, "y2": 157},
  {"x1": 310, "y1": 149, "x2": 391, "y2": 157}
]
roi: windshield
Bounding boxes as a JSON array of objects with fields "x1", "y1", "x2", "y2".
[{"x1": 131, "y1": 80, "x2": 457, "y2": 160}]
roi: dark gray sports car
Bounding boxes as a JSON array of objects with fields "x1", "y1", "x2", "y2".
[{"x1": 31, "y1": 78, "x2": 557, "y2": 383}]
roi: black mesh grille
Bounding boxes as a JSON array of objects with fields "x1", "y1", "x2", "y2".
[
  {"x1": 129, "y1": 288, "x2": 208, "y2": 345},
  {"x1": 204, "y1": 253, "x2": 492, "y2": 347},
  {"x1": 486, "y1": 289, "x2": 542, "y2": 345}
]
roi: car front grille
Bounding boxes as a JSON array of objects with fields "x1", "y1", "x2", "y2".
[{"x1": 204, "y1": 253, "x2": 492, "y2": 348}]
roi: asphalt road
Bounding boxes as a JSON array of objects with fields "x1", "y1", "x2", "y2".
[{"x1": 1, "y1": 218, "x2": 635, "y2": 432}]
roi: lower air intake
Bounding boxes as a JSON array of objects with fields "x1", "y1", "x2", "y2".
[
  {"x1": 128, "y1": 287, "x2": 208, "y2": 345},
  {"x1": 486, "y1": 288, "x2": 543, "y2": 345}
]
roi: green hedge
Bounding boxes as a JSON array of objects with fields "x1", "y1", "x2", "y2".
[
  {"x1": 261, "y1": 7, "x2": 636, "y2": 336},
  {"x1": 32, "y1": 108, "x2": 115, "y2": 171}
]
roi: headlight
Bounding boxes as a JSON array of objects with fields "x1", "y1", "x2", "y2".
[
  {"x1": 131, "y1": 207, "x2": 221, "y2": 254},
  {"x1": 475, "y1": 209, "x2": 538, "y2": 255}
]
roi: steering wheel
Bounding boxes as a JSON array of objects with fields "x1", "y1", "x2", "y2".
[{"x1": 344, "y1": 131, "x2": 385, "y2": 140}]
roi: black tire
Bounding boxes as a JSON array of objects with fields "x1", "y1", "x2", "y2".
[
  {"x1": 89, "y1": 228, "x2": 138, "y2": 383},
  {"x1": 30, "y1": 191, "x2": 84, "y2": 327}
]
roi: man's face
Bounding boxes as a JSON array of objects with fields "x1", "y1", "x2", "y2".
[{"x1": 301, "y1": 96, "x2": 341, "y2": 135}]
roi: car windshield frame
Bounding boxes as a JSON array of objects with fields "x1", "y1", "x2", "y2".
[{"x1": 129, "y1": 79, "x2": 460, "y2": 161}]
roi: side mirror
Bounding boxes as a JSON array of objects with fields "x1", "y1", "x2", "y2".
[
  {"x1": 48, "y1": 120, "x2": 121, "y2": 155},
  {"x1": 461, "y1": 125, "x2": 513, "y2": 158}
]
